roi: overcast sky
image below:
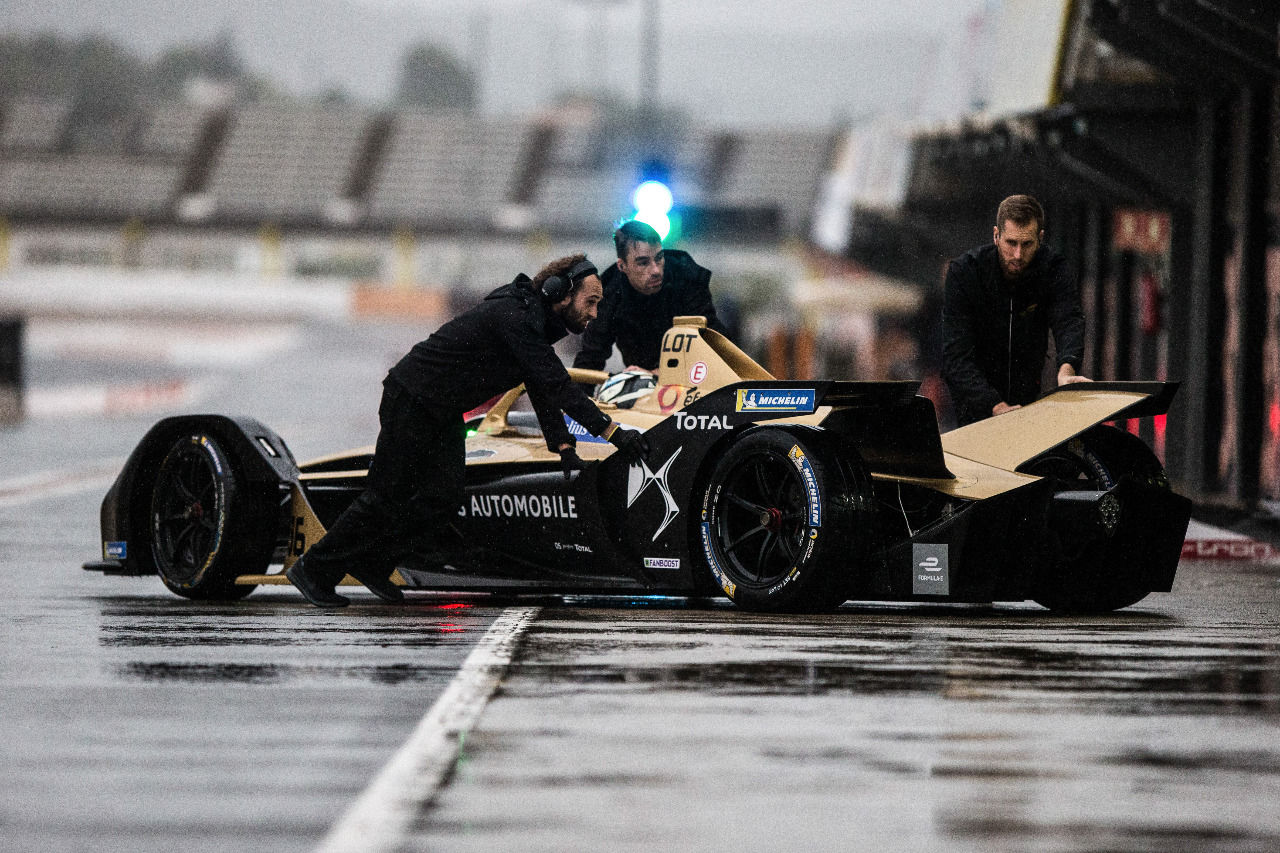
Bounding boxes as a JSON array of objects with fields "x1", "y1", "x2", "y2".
[{"x1": 8, "y1": 0, "x2": 993, "y2": 127}]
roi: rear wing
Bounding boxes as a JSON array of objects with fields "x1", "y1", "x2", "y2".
[{"x1": 941, "y1": 382, "x2": 1179, "y2": 472}]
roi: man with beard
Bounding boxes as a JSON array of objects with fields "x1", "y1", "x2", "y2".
[
  {"x1": 942, "y1": 194, "x2": 1091, "y2": 427},
  {"x1": 288, "y1": 254, "x2": 650, "y2": 607}
]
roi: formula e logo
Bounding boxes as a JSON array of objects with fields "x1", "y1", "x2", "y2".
[
  {"x1": 627, "y1": 446, "x2": 683, "y2": 542},
  {"x1": 912, "y1": 543, "x2": 949, "y2": 595},
  {"x1": 735, "y1": 388, "x2": 816, "y2": 413}
]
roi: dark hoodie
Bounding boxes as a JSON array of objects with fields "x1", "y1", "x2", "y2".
[
  {"x1": 942, "y1": 242, "x2": 1084, "y2": 426},
  {"x1": 573, "y1": 249, "x2": 724, "y2": 371},
  {"x1": 387, "y1": 275, "x2": 611, "y2": 451}
]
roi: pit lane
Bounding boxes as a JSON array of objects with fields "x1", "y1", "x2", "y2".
[{"x1": 2, "y1": 312, "x2": 1278, "y2": 852}]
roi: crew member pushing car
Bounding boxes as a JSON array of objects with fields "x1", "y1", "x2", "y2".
[
  {"x1": 287, "y1": 254, "x2": 650, "y2": 607},
  {"x1": 942, "y1": 194, "x2": 1091, "y2": 426},
  {"x1": 572, "y1": 219, "x2": 726, "y2": 373}
]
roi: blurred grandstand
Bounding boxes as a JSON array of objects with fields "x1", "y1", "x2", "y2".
[{"x1": 0, "y1": 96, "x2": 831, "y2": 242}]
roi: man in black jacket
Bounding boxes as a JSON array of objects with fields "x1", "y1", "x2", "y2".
[
  {"x1": 942, "y1": 194, "x2": 1091, "y2": 426},
  {"x1": 572, "y1": 219, "x2": 725, "y2": 372},
  {"x1": 287, "y1": 254, "x2": 650, "y2": 607}
]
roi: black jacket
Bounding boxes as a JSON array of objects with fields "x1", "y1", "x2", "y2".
[
  {"x1": 386, "y1": 275, "x2": 611, "y2": 451},
  {"x1": 572, "y1": 249, "x2": 724, "y2": 371},
  {"x1": 942, "y1": 243, "x2": 1085, "y2": 426}
]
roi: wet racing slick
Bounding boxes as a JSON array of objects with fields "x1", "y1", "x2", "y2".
[
  {"x1": 287, "y1": 254, "x2": 651, "y2": 607},
  {"x1": 572, "y1": 219, "x2": 726, "y2": 373},
  {"x1": 942, "y1": 194, "x2": 1091, "y2": 427}
]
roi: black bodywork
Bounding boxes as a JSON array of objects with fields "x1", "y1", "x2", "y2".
[{"x1": 88, "y1": 378, "x2": 1192, "y2": 612}]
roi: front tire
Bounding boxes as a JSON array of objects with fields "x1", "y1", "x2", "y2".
[
  {"x1": 149, "y1": 434, "x2": 260, "y2": 600},
  {"x1": 698, "y1": 428, "x2": 872, "y2": 612}
]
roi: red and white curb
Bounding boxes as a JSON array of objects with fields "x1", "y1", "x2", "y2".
[
  {"x1": 25, "y1": 319, "x2": 302, "y2": 367},
  {"x1": 24, "y1": 379, "x2": 207, "y2": 419}
]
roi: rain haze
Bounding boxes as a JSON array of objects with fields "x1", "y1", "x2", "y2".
[{"x1": 6, "y1": 0, "x2": 992, "y2": 126}]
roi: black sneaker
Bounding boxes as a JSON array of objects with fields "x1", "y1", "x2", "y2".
[
  {"x1": 286, "y1": 563, "x2": 350, "y2": 608},
  {"x1": 346, "y1": 569, "x2": 405, "y2": 604}
]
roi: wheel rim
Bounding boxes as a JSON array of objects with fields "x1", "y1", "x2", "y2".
[
  {"x1": 714, "y1": 450, "x2": 808, "y2": 586},
  {"x1": 152, "y1": 440, "x2": 227, "y2": 583}
]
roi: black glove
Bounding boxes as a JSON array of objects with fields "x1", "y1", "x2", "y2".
[
  {"x1": 608, "y1": 425, "x2": 650, "y2": 465},
  {"x1": 559, "y1": 447, "x2": 585, "y2": 480}
]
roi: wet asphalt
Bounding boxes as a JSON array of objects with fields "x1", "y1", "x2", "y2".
[{"x1": 2, "y1": 314, "x2": 1278, "y2": 852}]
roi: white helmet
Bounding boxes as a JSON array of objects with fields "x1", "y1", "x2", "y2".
[{"x1": 596, "y1": 369, "x2": 656, "y2": 409}]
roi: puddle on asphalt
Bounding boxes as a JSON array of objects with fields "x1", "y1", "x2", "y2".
[
  {"x1": 115, "y1": 660, "x2": 462, "y2": 685},
  {"x1": 97, "y1": 595, "x2": 490, "y2": 684},
  {"x1": 511, "y1": 654, "x2": 1280, "y2": 713},
  {"x1": 97, "y1": 596, "x2": 484, "y2": 649},
  {"x1": 94, "y1": 595, "x2": 1280, "y2": 711},
  {"x1": 512, "y1": 604, "x2": 1280, "y2": 714},
  {"x1": 939, "y1": 813, "x2": 1279, "y2": 851}
]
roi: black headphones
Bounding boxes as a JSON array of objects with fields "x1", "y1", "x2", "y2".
[{"x1": 542, "y1": 259, "x2": 598, "y2": 303}]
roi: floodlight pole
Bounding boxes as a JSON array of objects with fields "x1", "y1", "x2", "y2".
[
  {"x1": 567, "y1": 0, "x2": 660, "y2": 111},
  {"x1": 641, "y1": 0, "x2": 660, "y2": 113}
]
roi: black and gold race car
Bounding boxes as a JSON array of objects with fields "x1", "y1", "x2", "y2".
[{"x1": 85, "y1": 317, "x2": 1190, "y2": 613}]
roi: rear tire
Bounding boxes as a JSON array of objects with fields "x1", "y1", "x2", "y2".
[
  {"x1": 698, "y1": 428, "x2": 873, "y2": 612},
  {"x1": 1027, "y1": 426, "x2": 1168, "y2": 613},
  {"x1": 149, "y1": 433, "x2": 262, "y2": 600}
]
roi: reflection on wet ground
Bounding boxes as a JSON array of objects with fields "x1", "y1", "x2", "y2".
[
  {"x1": 511, "y1": 605, "x2": 1280, "y2": 715},
  {"x1": 940, "y1": 815, "x2": 1279, "y2": 853},
  {"x1": 412, "y1": 574, "x2": 1280, "y2": 853},
  {"x1": 96, "y1": 595, "x2": 492, "y2": 686},
  {"x1": 116, "y1": 661, "x2": 468, "y2": 685}
]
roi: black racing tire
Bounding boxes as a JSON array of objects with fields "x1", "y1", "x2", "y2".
[
  {"x1": 149, "y1": 433, "x2": 259, "y2": 600},
  {"x1": 1026, "y1": 425, "x2": 1169, "y2": 613},
  {"x1": 697, "y1": 427, "x2": 873, "y2": 612}
]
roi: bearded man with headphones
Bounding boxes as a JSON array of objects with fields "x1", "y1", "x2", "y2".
[{"x1": 287, "y1": 253, "x2": 650, "y2": 607}]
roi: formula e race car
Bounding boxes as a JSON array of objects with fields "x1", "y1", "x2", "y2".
[{"x1": 85, "y1": 316, "x2": 1191, "y2": 613}]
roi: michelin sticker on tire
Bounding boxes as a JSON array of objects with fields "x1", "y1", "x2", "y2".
[
  {"x1": 701, "y1": 482, "x2": 735, "y2": 597},
  {"x1": 787, "y1": 445, "x2": 822, "y2": 527}
]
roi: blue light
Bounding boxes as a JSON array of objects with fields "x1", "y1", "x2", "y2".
[{"x1": 632, "y1": 180, "x2": 673, "y2": 215}]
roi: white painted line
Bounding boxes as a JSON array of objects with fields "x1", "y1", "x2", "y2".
[
  {"x1": 314, "y1": 606, "x2": 540, "y2": 853},
  {"x1": 0, "y1": 459, "x2": 125, "y2": 507}
]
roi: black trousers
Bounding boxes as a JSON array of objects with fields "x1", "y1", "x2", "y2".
[{"x1": 299, "y1": 379, "x2": 466, "y2": 584}]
